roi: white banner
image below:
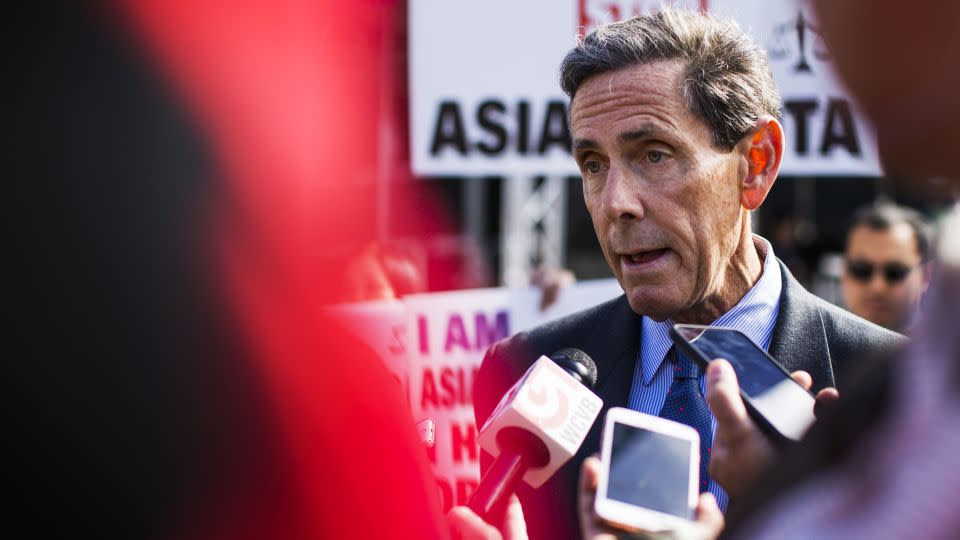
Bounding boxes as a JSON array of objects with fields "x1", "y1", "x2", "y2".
[{"x1": 409, "y1": 0, "x2": 882, "y2": 177}]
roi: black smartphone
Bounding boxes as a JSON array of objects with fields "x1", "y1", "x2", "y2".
[{"x1": 669, "y1": 324, "x2": 815, "y2": 442}]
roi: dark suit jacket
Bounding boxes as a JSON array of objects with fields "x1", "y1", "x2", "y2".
[{"x1": 473, "y1": 260, "x2": 906, "y2": 540}]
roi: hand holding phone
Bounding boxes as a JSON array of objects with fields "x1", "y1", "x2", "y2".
[
  {"x1": 702, "y1": 358, "x2": 780, "y2": 498},
  {"x1": 581, "y1": 454, "x2": 724, "y2": 540},
  {"x1": 670, "y1": 325, "x2": 816, "y2": 442},
  {"x1": 594, "y1": 408, "x2": 700, "y2": 533}
]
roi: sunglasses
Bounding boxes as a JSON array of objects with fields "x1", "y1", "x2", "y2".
[{"x1": 845, "y1": 260, "x2": 915, "y2": 284}]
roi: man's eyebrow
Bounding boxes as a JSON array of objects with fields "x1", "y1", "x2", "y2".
[
  {"x1": 618, "y1": 128, "x2": 653, "y2": 143},
  {"x1": 572, "y1": 138, "x2": 598, "y2": 151},
  {"x1": 572, "y1": 128, "x2": 658, "y2": 151}
]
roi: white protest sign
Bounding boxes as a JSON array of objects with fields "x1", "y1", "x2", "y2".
[
  {"x1": 403, "y1": 287, "x2": 513, "y2": 510},
  {"x1": 403, "y1": 278, "x2": 622, "y2": 511},
  {"x1": 409, "y1": 0, "x2": 881, "y2": 177},
  {"x1": 408, "y1": 0, "x2": 579, "y2": 176}
]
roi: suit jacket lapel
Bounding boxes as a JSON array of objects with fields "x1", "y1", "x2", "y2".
[
  {"x1": 593, "y1": 294, "x2": 643, "y2": 407},
  {"x1": 576, "y1": 295, "x2": 642, "y2": 458},
  {"x1": 768, "y1": 259, "x2": 836, "y2": 390}
]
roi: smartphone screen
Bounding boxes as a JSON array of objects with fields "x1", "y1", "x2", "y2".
[
  {"x1": 607, "y1": 423, "x2": 693, "y2": 519},
  {"x1": 673, "y1": 326, "x2": 815, "y2": 440}
]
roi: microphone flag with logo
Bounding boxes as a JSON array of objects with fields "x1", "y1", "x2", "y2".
[{"x1": 469, "y1": 349, "x2": 601, "y2": 519}]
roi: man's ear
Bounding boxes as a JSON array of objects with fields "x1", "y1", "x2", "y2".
[{"x1": 740, "y1": 116, "x2": 784, "y2": 210}]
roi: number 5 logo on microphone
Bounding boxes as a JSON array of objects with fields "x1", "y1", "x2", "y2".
[{"x1": 517, "y1": 368, "x2": 576, "y2": 430}]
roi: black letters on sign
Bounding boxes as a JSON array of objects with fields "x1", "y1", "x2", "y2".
[
  {"x1": 538, "y1": 101, "x2": 571, "y2": 155},
  {"x1": 820, "y1": 98, "x2": 861, "y2": 156},
  {"x1": 430, "y1": 101, "x2": 468, "y2": 155},
  {"x1": 516, "y1": 100, "x2": 530, "y2": 155},
  {"x1": 476, "y1": 100, "x2": 507, "y2": 155},
  {"x1": 783, "y1": 99, "x2": 818, "y2": 156},
  {"x1": 783, "y1": 97, "x2": 862, "y2": 158},
  {"x1": 428, "y1": 99, "x2": 573, "y2": 157}
]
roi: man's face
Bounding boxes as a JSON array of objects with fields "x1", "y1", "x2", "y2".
[
  {"x1": 841, "y1": 222, "x2": 928, "y2": 331},
  {"x1": 570, "y1": 61, "x2": 747, "y2": 321}
]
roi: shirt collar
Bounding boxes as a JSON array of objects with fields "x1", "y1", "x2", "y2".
[{"x1": 639, "y1": 236, "x2": 783, "y2": 385}]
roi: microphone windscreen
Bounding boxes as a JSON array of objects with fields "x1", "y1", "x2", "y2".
[{"x1": 550, "y1": 348, "x2": 597, "y2": 389}]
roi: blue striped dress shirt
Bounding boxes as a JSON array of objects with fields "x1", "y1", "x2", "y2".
[{"x1": 626, "y1": 236, "x2": 782, "y2": 513}]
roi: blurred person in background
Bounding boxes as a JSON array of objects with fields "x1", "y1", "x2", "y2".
[
  {"x1": 841, "y1": 203, "x2": 933, "y2": 334},
  {"x1": 341, "y1": 242, "x2": 429, "y2": 303}
]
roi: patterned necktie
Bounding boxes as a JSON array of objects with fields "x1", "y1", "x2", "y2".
[{"x1": 658, "y1": 346, "x2": 713, "y2": 493}]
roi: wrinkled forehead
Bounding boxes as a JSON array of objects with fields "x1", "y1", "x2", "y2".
[
  {"x1": 571, "y1": 60, "x2": 686, "y2": 110},
  {"x1": 568, "y1": 60, "x2": 696, "y2": 134}
]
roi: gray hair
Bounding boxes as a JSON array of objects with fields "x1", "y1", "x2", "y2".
[{"x1": 560, "y1": 8, "x2": 781, "y2": 151}]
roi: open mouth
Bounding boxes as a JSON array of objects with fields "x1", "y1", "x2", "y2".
[{"x1": 622, "y1": 248, "x2": 668, "y2": 265}]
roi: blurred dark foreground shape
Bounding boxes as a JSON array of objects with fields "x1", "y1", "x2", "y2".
[{"x1": 12, "y1": 2, "x2": 447, "y2": 538}]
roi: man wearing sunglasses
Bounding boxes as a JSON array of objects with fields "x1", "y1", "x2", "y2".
[{"x1": 841, "y1": 203, "x2": 934, "y2": 334}]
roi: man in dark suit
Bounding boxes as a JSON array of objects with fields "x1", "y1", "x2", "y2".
[{"x1": 471, "y1": 9, "x2": 905, "y2": 540}]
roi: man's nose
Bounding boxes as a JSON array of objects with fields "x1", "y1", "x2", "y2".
[
  {"x1": 601, "y1": 164, "x2": 645, "y2": 222},
  {"x1": 868, "y1": 272, "x2": 889, "y2": 291}
]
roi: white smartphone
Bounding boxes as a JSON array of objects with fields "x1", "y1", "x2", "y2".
[{"x1": 595, "y1": 407, "x2": 699, "y2": 533}]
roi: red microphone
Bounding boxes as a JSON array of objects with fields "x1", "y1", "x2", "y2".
[{"x1": 468, "y1": 349, "x2": 601, "y2": 520}]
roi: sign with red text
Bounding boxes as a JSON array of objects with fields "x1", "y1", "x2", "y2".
[
  {"x1": 404, "y1": 288, "x2": 513, "y2": 511},
  {"x1": 409, "y1": 0, "x2": 882, "y2": 177},
  {"x1": 403, "y1": 278, "x2": 622, "y2": 510}
]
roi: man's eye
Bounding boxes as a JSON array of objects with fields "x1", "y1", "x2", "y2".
[
  {"x1": 584, "y1": 161, "x2": 603, "y2": 174},
  {"x1": 647, "y1": 150, "x2": 664, "y2": 163}
]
